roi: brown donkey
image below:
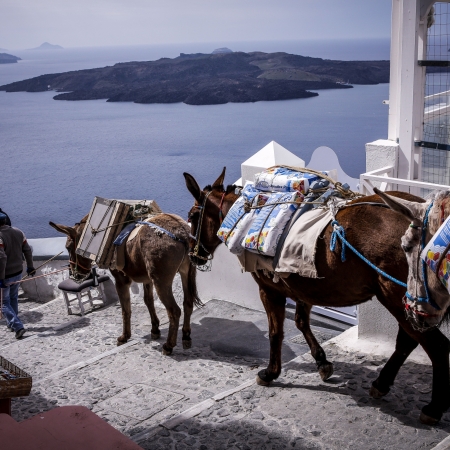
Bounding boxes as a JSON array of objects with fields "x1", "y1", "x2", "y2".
[
  {"x1": 50, "y1": 213, "x2": 202, "y2": 355},
  {"x1": 184, "y1": 167, "x2": 450, "y2": 424}
]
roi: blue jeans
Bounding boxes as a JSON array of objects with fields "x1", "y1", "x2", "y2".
[{"x1": 1, "y1": 273, "x2": 24, "y2": 332}]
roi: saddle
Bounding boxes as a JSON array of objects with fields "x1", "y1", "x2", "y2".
[
  {"x1": 111, "y1": 216, "x2": 188, "y2": 272},
  {"x1": 219, "y1": 166, "x2": 359, "y2": 279}
]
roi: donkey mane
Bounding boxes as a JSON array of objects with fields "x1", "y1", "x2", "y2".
[
  {"x1": 226, "y1": 184, "x2": 238, "y2": 194},
  {"x1": 423, "y1": 190, "x2": 450, "y2": 324},
  {"x1": 427, "y1": 190, "x2": 450, "y2": 234},
  {"x1": 203, "y1": 184, "x2": 238, "y2": 194}
]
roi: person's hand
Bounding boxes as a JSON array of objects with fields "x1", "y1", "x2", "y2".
[
  {"x1": 0, "y1": 280, "x2": 5, "y2": 288},
  {"x1": 26, "y1": 267, "x2": 36, "y2": 277}
]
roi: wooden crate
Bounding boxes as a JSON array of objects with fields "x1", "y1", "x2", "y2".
[
  {"x1": 76, "y1": 197, "x2": 161, "y2": 269},
  {"x1": 0, "y1": 356, "x2": 32, "y2": 399}
]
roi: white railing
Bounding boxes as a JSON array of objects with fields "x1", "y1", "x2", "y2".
[
  {"x1": 359, "y1": 165, "x2": 450, "y2": 195},
  {"x1": 424, "y1": 89, "x2": 450, "y2": 123}
]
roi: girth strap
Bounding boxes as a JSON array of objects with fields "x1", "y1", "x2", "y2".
[
  {"x1": 135, "y1": 221, "x2": 187, "y2": 245},
  {"x1": 113, "y1": 221, "x2": 187, "y2": 246}
]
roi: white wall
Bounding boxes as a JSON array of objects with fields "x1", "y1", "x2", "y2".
[{"x1": 196, "y1": 244, "x2": 263, "y2": 311}]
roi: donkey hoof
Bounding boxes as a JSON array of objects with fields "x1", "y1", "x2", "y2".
[
  {"x1": 182, "y1": 339, "x2": 192, "y2": 350},
  {"x1": 151, "y1": 332, "x2": 161, "y2": 340},
  {"x1": 369, "y1": 385, "x2": 388, "y2": 399},
  {"x1": 420, "y1": 411, "x2": 440, "y2": 425},
  {"x1": 318, "y1": 362, "x2": 334, "y2": 381},
  {"x1": 256, "y1": 375, "x2": 271, "y2": 386},
  {"x1": 256, "y1": 369, "x2": 272, "y2": 386},
  {"x1": 161, "y1": 345, "x2": 173, "y2": 356},
  {"x1": 117, "y1": 336, "x2": 129, "y2": 346}
]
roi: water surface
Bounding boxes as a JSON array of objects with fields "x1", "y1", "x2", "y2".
[{"x1": 0, "y1": 40, "x2": 390, "y2": 237}]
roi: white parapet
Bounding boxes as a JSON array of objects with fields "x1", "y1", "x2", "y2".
[
  {"x1": 196, "y1": 244, "x2": 263, "y2": 312},
  {"x1": 308, "y1": 146, "x2": 358, "y2": 191},
  {"x1": 28, "y1": 237, "x2": 69, "y2": 260},
  {"x1": 365, "y1": 139, "x2": 399, "y2": 174},
  {"x1": 240, "y1": 141, "x2": 305, "y2": 185}
]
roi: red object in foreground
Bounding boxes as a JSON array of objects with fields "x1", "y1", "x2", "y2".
[
  {"x1": 0, "y1": 398, "x2": 11, "y2": 415},
  {"x1": 0, "y1": 406, "x2": 142, "y2": 450}
]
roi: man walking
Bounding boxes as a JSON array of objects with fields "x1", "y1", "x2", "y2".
[{"x1": 0, "y1": 212, "x2": 35, "y2": 339}]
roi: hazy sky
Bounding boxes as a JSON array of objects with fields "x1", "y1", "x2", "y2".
[{"x1": 2, "y1": 0, "x2": 392, "y2": 50}]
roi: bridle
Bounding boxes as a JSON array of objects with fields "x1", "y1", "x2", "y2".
[
  {"x1": 189, "y1": 190, "x2": 226, "y2": 271},
  {"x1": 403, "y1": 201, "x2": 443, "y2": 330},
  {"x1": 68, "y1": 226, "x2": 93, "y2": 281}
]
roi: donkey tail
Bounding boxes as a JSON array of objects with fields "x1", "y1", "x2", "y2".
[{"x1": 188, "y1": 262, "x2": 203, "y2": 308}]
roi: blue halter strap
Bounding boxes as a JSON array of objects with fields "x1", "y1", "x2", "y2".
[{"x1": 330, "y1": 201, "x2": 441, "y2": 311}]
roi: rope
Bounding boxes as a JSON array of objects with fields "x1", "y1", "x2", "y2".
[
  {"x1": 21, "y1": 251, "x2": 64, "y2": 281},
  {"x1": 330, "y1": 221, "x2": 347, "y2": 262},
  {"x1": 238, "y1": 165, "x2": 366, "y2": 215},
  {"x1": 243, "y1": 198, "x2": 326, "y2": 211},
  {"x1": 270, "y1": 165, "x2": 364, "y2": 200},
  {"x1": 223, "y1": 194, "x2": 259, "y2": 244},
  {"x1": 91, "y1": 219, "x2": 135, "y2": 235},
  {"x1": 330, "y1": 220, "x2": 407, "y2": 288},
  {"x1": 85, "y1": 202, "x2": 113, "y2": 247},
  {"x1": 4, "y1": 268, "x2": 69, "y2": 286}
]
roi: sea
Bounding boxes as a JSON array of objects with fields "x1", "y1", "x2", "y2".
[{"x1": 0, "y1": 38, "x2": 390, "y2": 238}]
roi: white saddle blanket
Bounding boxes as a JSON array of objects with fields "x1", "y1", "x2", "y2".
[{"x1": 237, "y1": 208, "x2": 333, "y2": 278}]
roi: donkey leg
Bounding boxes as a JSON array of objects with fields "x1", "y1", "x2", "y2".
[
  {"x1": 293, "y1": 300, "x2": 333, "y2": 381},
  {"x1": 143, "y1": 281, "x2": 161, "y2": 339},
  {"x1": 415, "y1": 327, "x2": 450, "y2": 424},
  {"x1": 154, "y1": 281, "x2": 181, "y2": 356},
  {"x1": 112, "y1": 271, "x2": 132, "y2": 346},
  {"x1": 370, "y1": 325, "x2": 418, "y2": 399},
  {"x1": 179, "y1": 262, "x2": 193, "y2": 350},
  {"x1": 256, "y1": 286, "x2": 286, "y2": 386}
]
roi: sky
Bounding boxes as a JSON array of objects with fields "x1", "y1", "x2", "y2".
[{"x1": 1, "y1": 0, "x2": 393, "y2": 50}]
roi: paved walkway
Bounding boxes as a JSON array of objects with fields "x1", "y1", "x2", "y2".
[{"x1": 1, "y1": 284, "x2": 450, "y2": 450}]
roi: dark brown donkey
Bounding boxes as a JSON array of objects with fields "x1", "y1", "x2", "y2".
[
  {"x1": 50, "y1": 213, "x2": 201, "y2": 355},
  {"x1": 184, "y1": 168, "x2": 450, "y2": 424}
]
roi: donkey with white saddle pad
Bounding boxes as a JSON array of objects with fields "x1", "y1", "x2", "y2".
[{"x1": 185, "y1": 167, "x2": 450, "y2": 424}]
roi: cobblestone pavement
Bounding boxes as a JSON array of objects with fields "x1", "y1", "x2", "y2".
[{"x1": 1, "y1": 284, "x2": 450, "y2": 450}]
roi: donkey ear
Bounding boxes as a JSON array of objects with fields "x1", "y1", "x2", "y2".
[
  {"x1": 373, "y1": 188, "x2": 424, "y2": 222},
  {"x1": 49, "y1": 221, "x2": 77, "y2": 239},
  {"x1": 212, "y1": 167, "x2": 226, "y2": 189},
  {"x1": 183, "y1": 173, "x2": 202, "y2": 202}
]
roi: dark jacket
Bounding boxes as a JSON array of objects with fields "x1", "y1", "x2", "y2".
[{"x1": 0, "y1": 225, "x2": 33, "y2": 279}]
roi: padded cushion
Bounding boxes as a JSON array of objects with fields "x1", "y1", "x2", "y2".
[{"x1": 58, "y1": 275, "x2": 109, "y2": 292}]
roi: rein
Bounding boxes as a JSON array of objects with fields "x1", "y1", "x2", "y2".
[
  {"x1": 330, "y1": 221, "x2": 408, "y2": 288},
  {"x1": 330, "y1": 201, "x2": 441, "y2": 329},
  {"x1": 403, "y1": 202, "x2": 441, "y2": 310},
  {"x1": 189, "y1": 191, "x2": 214, "y2": 271},
  {"x1": 218, "y1": 192, "x2": 226, "y2": 225},
  {"x1": 70, "y1": 225, "x2": 93, "y2": 281}
]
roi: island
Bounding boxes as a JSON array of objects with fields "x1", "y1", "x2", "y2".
[
  {"x1": 30, "y1": 42, "x2": 63, "y2": 50},
  {"x1": 0, "y1": 51, "x2": 389, "y2": 105},
  {"x1": 0, "y1": 53, "x2": 21, "y2": 64},
  {"x1": 212, "y1": 47, "x2": 233, "y2": 54}
]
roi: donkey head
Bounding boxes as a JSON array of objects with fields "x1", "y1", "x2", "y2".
[
  {"x1": 49, "y1": 216, "x2": 92, "y2": 278},
  {"x1": 183, "y1": 167, "x2": 227, "y2": 267},
  {"x1": 375, "y1": 188, "x2": 450, "y2": 329}
]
